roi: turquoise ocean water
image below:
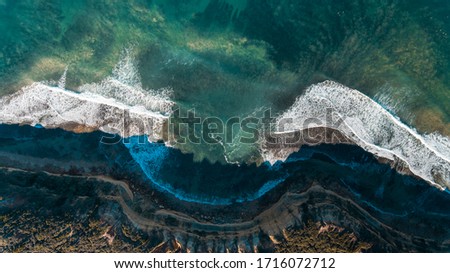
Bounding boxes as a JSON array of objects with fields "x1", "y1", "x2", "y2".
[{"x1": 0, "y1": 0, "x2": 449, "y2": 200}]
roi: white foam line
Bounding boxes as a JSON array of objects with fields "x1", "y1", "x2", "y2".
[
  {"x1": 0, "y1": 47, "x2": 174, "y2": 141},
  {"x1": 0, "y1": 82, "x2": 170, "y2": 141},
  {"x1": 51, "y1": 85, "x2": 167, "y2": 119},
  {"x1": 264, "y1": 80, "x2": 450, "y2": 190},
  {"x1": 338, "y1": 92, "x2": 449, "y2": 163}
]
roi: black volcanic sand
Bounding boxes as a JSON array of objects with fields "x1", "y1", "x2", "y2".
[{"x1": 1, "y1": 124, "x2": 450, "y2": 252}]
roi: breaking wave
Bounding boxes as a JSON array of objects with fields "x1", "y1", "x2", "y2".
[
  {"x1": 79, "y1": 47, "x2": 174, "y2": 114},
  {"x1": 265, "y1": 80, "x2": 450, "y2": 190},
  {"x1": 0, "y1": 48, "x2": 173, "y2": 141}
]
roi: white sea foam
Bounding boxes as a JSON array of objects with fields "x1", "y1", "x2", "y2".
[
  {"x1": 79, "y1": 47, "x2": 174, "y2": 114},
  {"x1": 58, "y1": 66, "x2": 68, "y2": 90},
  {"x1": 0, "y1": 48, "x2": 173, "y2": 142},
  {"x1": 263, "y1": 80, "x2": 450, "y2": 190}
]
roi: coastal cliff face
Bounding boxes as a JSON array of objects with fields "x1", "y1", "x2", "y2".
[
  {"x1": 1, "y1": 124, "x2": 450, "y2": 253},
  {"x1": 1, "y1": 156, "x2": 449, "y2": 253}
]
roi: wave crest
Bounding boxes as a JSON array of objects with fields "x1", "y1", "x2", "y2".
[
  {"x1": 79, "y1": 47, "x2": 174, "y2": 114},
  {"x1": 264, "y1": 80, "x2": 450, "y2": 190},
  {"x1": 0, "y1": 48, "x2": 173, "y2": 141}
]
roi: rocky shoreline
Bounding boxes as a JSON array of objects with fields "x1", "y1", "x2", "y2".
[{"x1": 1, "y1": 124, "x2": 450, "y2": 252}]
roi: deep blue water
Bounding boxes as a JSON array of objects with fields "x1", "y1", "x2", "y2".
[{"x1": 1, "y1": 124, "x2": 449, "y2": 216}]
